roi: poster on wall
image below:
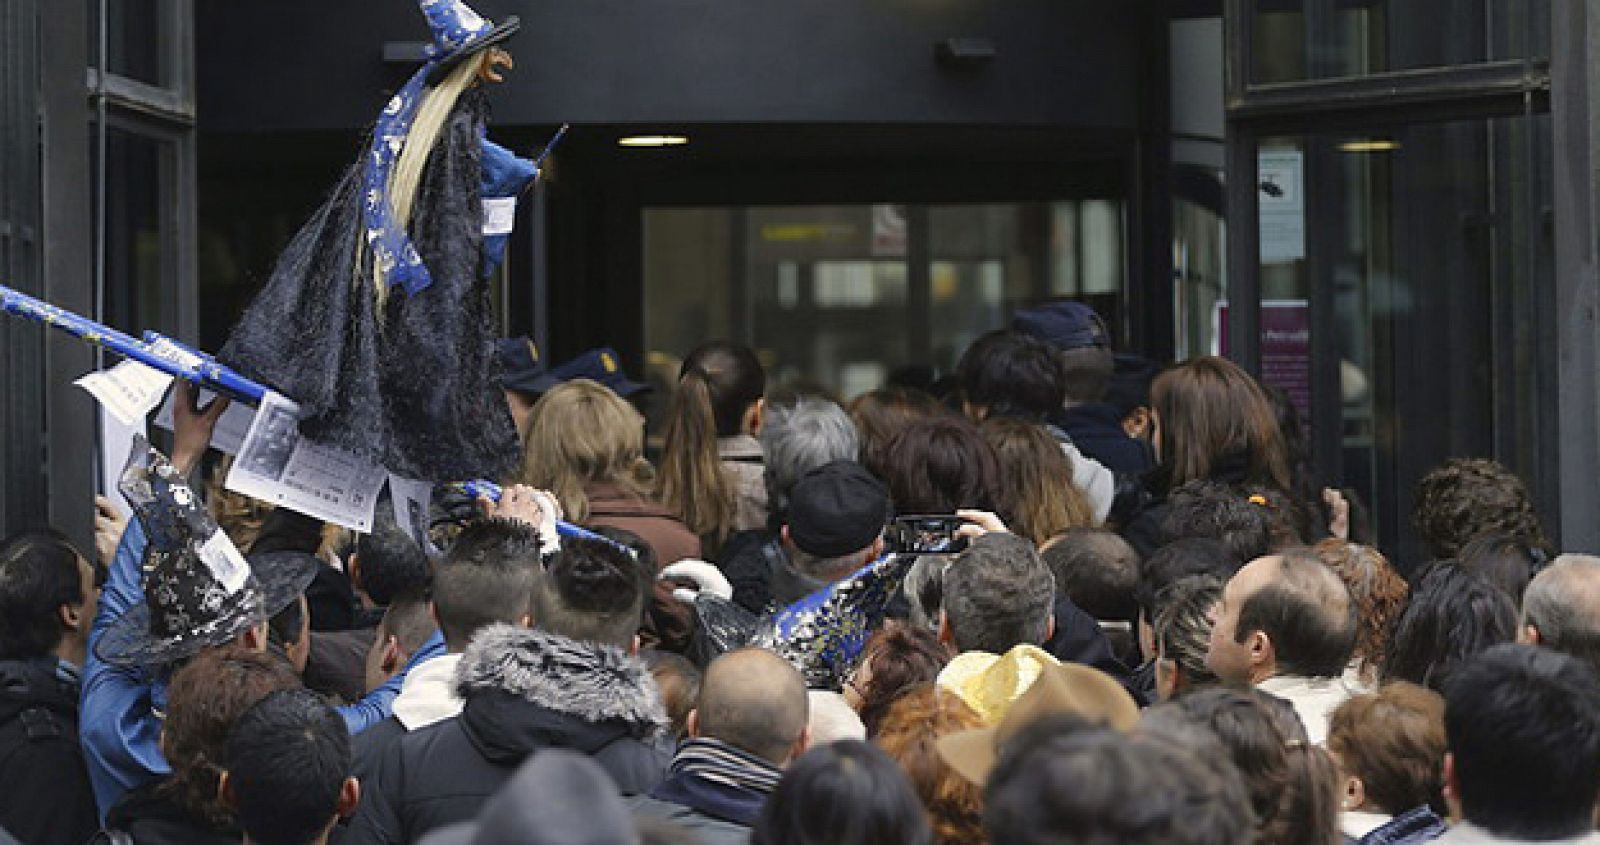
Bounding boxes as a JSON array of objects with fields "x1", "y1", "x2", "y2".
[
  {"x1": 1215, "y1": 299, "x2": 1312, "y2": 429},
  {"x1": 1258, "y1": 150, "x2": 1305, "y2": 264}
]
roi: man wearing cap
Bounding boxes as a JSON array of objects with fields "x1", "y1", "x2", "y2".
[
  {"x1": 495, "y1": 336, "x2": 547, "y2": 439},
  {"x1": 1012, "y1": 301, "x2": 1156, "y2": 475},
  {"x1": 759, "y1": 460, "x2": 889, "y2": 614}
]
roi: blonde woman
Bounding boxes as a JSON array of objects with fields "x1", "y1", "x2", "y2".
[
  {"x1": 979, "y1": 417, "x2": 1098, "y2": 547},
  {"x1": 520, "y1": 379, "x2": 700, "y2": 567}
]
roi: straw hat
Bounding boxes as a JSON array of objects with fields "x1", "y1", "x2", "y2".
[
  {"x1": 936, "y1": 662, "x2": 1139, "y2": 785},
  {"x1": 935, "y1": 644, "x2": 1061, "y2": 725}
]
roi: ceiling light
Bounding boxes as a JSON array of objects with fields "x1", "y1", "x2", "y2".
[
  {"x1": 618, "y1": 135, "x2": 688, "y2": 148},
  {"x1": 1338, "y1": 140, "x2": 1401, "y2": 153}
]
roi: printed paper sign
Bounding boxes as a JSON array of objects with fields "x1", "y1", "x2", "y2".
[
  {"x1": 1258, "y1": 150, "x2": 1305, "y2": 264},
  {"x1": 388, "y1": 473, "x2": 435, "y2": 552},
  {"x1": 75, "y1": 360, "x2": 173, "y2": 426},
  {"x1": 197, "y1": 529, "x2": 252, "y2": 595},
  {"x1": 483, "y1": 197, "x2": 517, "y2": 235},
  {"x1": 152, "y1": 388, "x2": 257, "y2": 457},
  {"x1": 226, "y1": 391, "x2": 386, "y2": 531}
]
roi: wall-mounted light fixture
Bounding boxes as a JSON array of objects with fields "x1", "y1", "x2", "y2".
[{"x1": 1338, "y1": 140, "x2": 1401, "y2": 153}]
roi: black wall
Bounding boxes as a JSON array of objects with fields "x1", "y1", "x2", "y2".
[{"x1": 197, "y1": 0, "x2": 1141, "y2": 132}]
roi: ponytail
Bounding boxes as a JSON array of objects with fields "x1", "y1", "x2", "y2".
[{"x1": 657, "y1": 368, "x2": 737, "y2": 543}]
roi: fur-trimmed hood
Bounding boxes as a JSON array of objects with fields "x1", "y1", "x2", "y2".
[{"x1": 455, "y1": 624, "x2": 667, "y2": 732}]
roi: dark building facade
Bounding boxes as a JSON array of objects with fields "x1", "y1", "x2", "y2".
[{"x1": 2, "y1": 1, "x2": 1596, "y2": 565}]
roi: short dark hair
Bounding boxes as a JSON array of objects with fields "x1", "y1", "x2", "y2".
[
  {"x1": 957, "y1": 330, "x2": 1066, "y2": 420},
  {"x1": 942, "y1": 533, "x2": 1055, "y2": 654},
  {"x1": 532, "y1": 536, "x2": 647, "y2": 649},
  {"x1": 377, "y1": 594, "x2": 438, "y2": 656},
  {"x1": 752, "y1": 741, "x2": 932, "y2": 845},
  {"x1": 1445, "y1": 644, "x2": 1600, "y2": 839},
  {"x1": 354, "y1": 514, "x2": 432, "y2": 606},
  {"x1": 1234, "y1": 550, "x2": 1357, "y2": 678},
  {"x1": 1135, "y1": 538, "x2": 1239, "y2": 624},
  {"x1": 0, "y1": 530, "x2": 87, "y2": 659},
  {"x1": 984, "y1": 722, "x2": 1253, "y2": 845},
  {"x1": 1413, "y1": 458, "x2": 1548, "y2": 559},
  {"x1": 225, "y1": 689, "x2": 350, "y2": 845},
  {"x1": 1041, "y1": 528, "x2": 1139, "y2": 621},
  {"x1": 1382, "y1": 564, "x2": 1517, "y2": 694},
  {"x1": 433, "y1": 519, "x2": 542, "y2": 649},
  {"x1": 1456, "y1": 533, "x2": 1543, "y2": 604},
  {"x1": 268, "y1": 594, "x2": 307, "y2": 651},
  {"x1": 1160, "y1": 481, "x2": 1274, "y2": 564}
]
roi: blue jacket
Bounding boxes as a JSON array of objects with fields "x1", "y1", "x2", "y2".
[
  {"x1": 1053, "y1": 403, "x2": 1155, "y2": 476},
  {"x1": 81, "y1": 520, "x2": 444, "y2": 818}
]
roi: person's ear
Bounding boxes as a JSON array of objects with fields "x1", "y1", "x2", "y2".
[
  {"x1": 1343, "y1": 775, "x2": 1367, "y2": 811},
  {"x1": 380, "y1": 636, "x2": 403, "y2": 675},
  {"x1": 241, "y1": 621, "x2": 269, "y2": 652},
  {"x1": 790, "y1": 726, "x2": 813, "y2": 762},
  {"x1": 1043, "y1": 613, "x2": 1056, "y2": 645},
  {"x1": 869, "y1": 536, "x2": 885, "y2": 560},
  {"x1": 685, "y1": 709, "x2": 701, "y2": 739},
  {"x1": 519, "y1": 612, "x2": 533, "y2": 629},
  {"x1": 347, "y1": 553, "x2": 363, "y2": 595},
  {"x1": 628, "y1": 634, "x2": 641, "y2": 656},
  {"x1": 1247, "y1": 629, "x2": 1273, "y2": 670},
  {"x1": 745, "y1": 399, "x2": 765, "y2": 435},
  {"x1": 337, "y1": 777, "x2": 361, "y2": 819},
  {"x1": 937, "y1": 611, "x2": 954, "y2": 647},
  {"x1": 429, "y1": 602, "x2": 441, "y2": 629},
  {"x1": 58, "y1": 602, "x2": 84, "y2": 634},
  {"x1": 1520, "y1": 624, "x2": 1541, "y2": 645},
  {"x1": 217, "y1": 770, "x2": 239, "y2": 813},
  {"x1": 780, "y1": 526, "x2": 792, "y2": 547}
]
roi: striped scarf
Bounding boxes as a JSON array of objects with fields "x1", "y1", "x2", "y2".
[{"x1": 671, "y1": 738, "x2": 783, "y2": 795}]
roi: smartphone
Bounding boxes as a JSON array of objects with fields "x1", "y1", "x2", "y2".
[{"x1": 885, "y1": 515, "x2": 968, "y2": 555}]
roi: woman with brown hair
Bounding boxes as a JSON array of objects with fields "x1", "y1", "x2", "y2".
[
  {"x1": 980, "y1": 417, "x2": 1098, "y2": 546},
  {"x1": 848, "y1": 388, "x2": 947, "y2": 481},
  {"x1": 843, "y1": 622, "x2": 952, "y2": 736},
  {"x1": 876, "y1": 416, "x2": 1004, "y2": 517},
  {"x1": 1313, "y1": 539, "x2": 1409, "y2": 686},
  {"x1": 655, "y1": 341, "x2": 768, "y2": 552},
  {"x1": 518, "y1": 379, "x2": 700, "y2": 566},
  {"x1": 872, "y1": 686, "x2": 987, "y2": 845},
  {"x1": 1122, "y1": 356, "x2": 1295, "y2": 557}
]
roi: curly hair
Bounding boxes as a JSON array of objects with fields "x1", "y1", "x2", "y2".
[
  {"x1": 160, "y1": 647, "x2": 301, "y2": 829},
  {"x1": 1413, "y1": 458, "x2": 1547, "y2": 560},
  {"x1": 873, "y1": 686, "x2": 987, "y2": 845},
  {"x1": 852, "y1": 622, "x2": 951, "y2": 736},
  {"x1": 1313, "y1": 539, "x2": 1409, "y2": 684}
]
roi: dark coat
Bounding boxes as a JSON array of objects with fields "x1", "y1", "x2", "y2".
[
  {"x1": 0, "y1": 658, "x2": 98, "y2": 845},
  {"x1": 1053, "y1": 403, "x2": 1155, "y2": 475},
  {"x1": 343, "y1": 625, "x2": 671, "y2": 844},
  {"x1": 97, "y1": 780, "x2": 239, "y2": 845},
  {"x1": 1040, "y1": 595, "x2": 1145, "y2": 705}
]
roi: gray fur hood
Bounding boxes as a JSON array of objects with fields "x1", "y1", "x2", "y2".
[{"x1": 454, "y1": 624, "x2": 667, "y2": 731}]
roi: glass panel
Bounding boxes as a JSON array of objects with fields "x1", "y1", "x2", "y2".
[
  {"x1": 643, "y1": 200, "x2": 1126, "y2": 401},
  {"x1": 101, "y1": 126, "x2": 176, "y2": 336},
  {"x1": 91, "y1": 0, "x2": 170, "y2": 87},
  {"x1": 1241, "y1": 115, "x2": 1554, "y2": 567},
  {"x1": 1251, "y1": 0, "x2": 1550, "y2": 85}
]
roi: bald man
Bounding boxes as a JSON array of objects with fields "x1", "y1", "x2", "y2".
[
  {"x1": 1205, "y1": 549, "x2": 1359, "y2": 743},
  {"x1": 1520, "y1": 554, "x2": 1600, "y2": 676},
  {"x1": 629, "y1": 648, "x2": 811, "y2": 843}
]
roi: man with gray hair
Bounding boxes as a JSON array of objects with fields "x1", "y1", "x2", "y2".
[
  {"x1": 1519, "y1": 554, "x2": 1600, "y2": 676},
  {"x1": 939, "y1": 533, "x2": 1059, "y2": 654},
  {"x1": 722, "y1": 396, "x2": 861, "y2": 614}
]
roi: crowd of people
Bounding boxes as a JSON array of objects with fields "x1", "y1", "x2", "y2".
[{"x1": 2, "y1": 299, "x2": 1599, "y2": 845}]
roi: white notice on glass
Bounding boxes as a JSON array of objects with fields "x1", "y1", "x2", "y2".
[
  {"x1": 1258, "y1": 149, "x2": 1305, "y2": 264},
  {"x1": 483, "y1": 197, "x2": 517, "y2": 235},
  {"x1": 226, "y1": 391, "x2": 386, "y2": 531},
  {"x1": 75, "y1": 360, "x2": 173, "y2": 426}
]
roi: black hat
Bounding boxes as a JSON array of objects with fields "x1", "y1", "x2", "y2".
[
  {"x1": 496, "y1": 336, "x2": 548, "y2": 395},
  {"x1": 418, "y1": 750, "x2": 638, "y2": 845},
  {"x1": 1012, "y1": 301, "x2": 1109, "y2": 351},
  {"x1": 94, "y1": 437, "x2": 318, "y2": 669},
  {"x1": 786, "y1": 460, "x2": 890, "y2": 558},
  {"x1": 1104, "y1": 353, "x2": 1161, "y2": 417}
]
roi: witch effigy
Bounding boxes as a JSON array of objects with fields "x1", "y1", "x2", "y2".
[{"x1": 219, "y1": 0, "x2": 539, "y2": 483}]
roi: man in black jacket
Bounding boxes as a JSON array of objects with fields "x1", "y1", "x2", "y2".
[
  {"x1": 0, "y1": 530, "x2": 99, "y2": 845},
  {"x1": 344, "y1": 536, "x2": 670, "y2": 844}
]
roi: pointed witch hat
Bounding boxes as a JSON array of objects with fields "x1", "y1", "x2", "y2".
[
  {"x1": 94, "y1": 436, "x2": 318, "y2": 669},
  {"x1": 750, "y1": 553, "x2": 918, "y2": 690},
  {"x1": 418, "y1": 0, "x2": 521, "y2": 85}
]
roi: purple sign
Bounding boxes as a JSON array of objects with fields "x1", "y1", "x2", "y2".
[{"x1": 1216, "y1": 300, "x2": 1311, "y2": 428}]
